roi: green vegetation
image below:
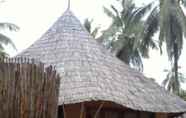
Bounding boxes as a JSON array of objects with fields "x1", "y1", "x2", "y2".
[
  {"x1": 143, "y1": 0, "x2": 186, "y2": 95},
  {"x1": 84, "y1": 19, "x2": 100, "y2": 39},
  {"x1": 86, "y1": 0, "x2": 155, "y2": 71},
  {"x1": 84, "y1": 0, "x2": 186, "y2": 98},
  {"x1": 0, "y1": 23, "x2": 19, "y2": 58},
  {"x1": 162, "y1": 68, "x2": 186, "y2": 94},
  {"x1": 101, "y1": 0, "x2": 156, "y2": 71},
  {"x1": 179, "y1": 90, "x2": 186, "y2": 101}
]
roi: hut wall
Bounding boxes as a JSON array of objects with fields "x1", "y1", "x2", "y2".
[
  {"x1": 59, "y1": 102, "x2": 169, "y2": 118},
  {"x1": 140, "y1": 112, "x2": 153, "y2": 118},
  {"x1": 156, "y1": 113, "x2": 167, "y2": 118},
  {"x1": 63, "y1": 104, "x2": 85, "y2": 118},
  {"x1": 124, "y1": 111, "x2": 138, "y2": 118}
]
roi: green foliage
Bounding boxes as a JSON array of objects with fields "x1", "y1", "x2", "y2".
[
  {"x1": 179, "y1": 90, "x2": 186, "y2": 101},
  {"x1": 159, "y1": 0, "x2": 186, "y2": 59},
  {"x1": 162, "y1": 68, "x2": 186, "y2": 94},
  {"x1": 144, "y1": 0, "x2": 186, "y2": 93},
  {"x1": 141, "y1": 6, "x2": 159, "y2": 55},
  {"x1": 101, "y1": 0, "x2": 154, "y2": 71},
  {"x1": 0, "y1": 22, "x2": 19, "y2": 58},
  {"x1": 181, "y1": 0, "x2": 186, "y2": 7},
  {"x1": 83, "y1": 19, "x2": 100, "y2": 39}
]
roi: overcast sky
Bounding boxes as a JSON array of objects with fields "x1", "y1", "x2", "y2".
[{"x1": 0, "y1": 0, "x2": 185, "y2": 88}]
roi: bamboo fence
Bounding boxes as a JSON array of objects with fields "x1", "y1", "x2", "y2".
[{"x1": 0, "y1": 57, "x2": 60, "y2": 118}]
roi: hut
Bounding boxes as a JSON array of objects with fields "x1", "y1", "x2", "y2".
[{"x1": 17, "y1": 6, "x2": 186, "y2": 118}]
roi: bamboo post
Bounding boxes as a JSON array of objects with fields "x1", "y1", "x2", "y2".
[
  {"x1": 80, "y1": 102, "x2": 85, "y2": 118},
  {"x1": 63, "y1": 104, "x2": 67, "y2": 118},
  {"x1": 156, "y1": 113, "x2": 167, "y2": 118},
  {"x1": 94, "y1": 102, "x2": 104, "y2": 118}
]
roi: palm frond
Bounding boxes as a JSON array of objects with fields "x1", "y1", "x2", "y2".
[
  {"x1": 181, "y1": 0, "x2": 186, "y2": 7},
  {"x1": 121, "y1": 2, "x2": 135, "y2": 25},
  {"x1": 103, "y1": 7, "x2": 116, "y2": 20},
  {"x1": 174, "y1": 1, "x2": 186, "y2": 37},
  {"x1": 141, "y1": 6, "x2": 159, "y2": 57},
  {"x1": 0, "y1": 33, "x2": 17, "y2": 50},
  {"x1": 0, "y1": 23, "x2": 19, "y2": 31},
  {"x1": 111, "y1": 5, "x2": 123, "y2": 27},
  {"x1": 122, "y1": 0, "x2": 135, "y2": 12},
  {"x1": 102, "y1": 0, "x2": 154, "y2": 71},
  {"x1": 159, "y1": 0, "x2": 171, "y2": 48},
  {"x1": 84, "y1": 19, "x2": 92, "y2": 33},
  {"x1": 165, "y1": 14, "x2": 183, "y2": 60},
  {"x1": 115, "y1": 34, "x2": 143, "y2": 71},
  {"x1": 83, "y1": 18, "x2": 100, "y2": 39},
  {"x1": 162, "y1": 75, "x2": 170, "y2": 87},
  {"x1": 111, "y1": 5, "x2": 120, "y2": 18},
  {"x1": 130, "y1": 48, "x2": 143, "y2": 71},
  {"x1": 0, "y1": 44, "x2": 4, "y2": 50},
  {"x1": 178, "y1": 73, "x2": 186, "y2": 83},
  {"x1": 91, "y1": 27, "x2": 100, "y2": 38},
  {"x1": 0, "y1": 48, "x2": 8, "y2": 58},
  {"x1": 131, "y1": 2, "x2": 153, "y2": 25},
  {"x1": 101, "y1": 23, "x2": 119, "y2": 43},
  {"x1": 159, "y1": 0, "x2": 185, "y2": 60},
  {"x1": 162, "y1": 67, "x2": 185, "y2": 93}
]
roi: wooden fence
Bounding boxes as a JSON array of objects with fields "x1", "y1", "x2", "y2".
[{"x1": 0, "y1": 58, "x2": 60, "y2": 118}]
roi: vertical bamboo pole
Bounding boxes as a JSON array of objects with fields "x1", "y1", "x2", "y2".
[
  {"x1": 63, "y1": 104, "x2": 67, "y2": 118},
  {"x1": 94, "y1": 102, "x2": 104, "y2": 118},
  {"x1": 80, "y1": 102, "x2": 85, "y2": 118},
  {"x1": 156, "y1": 113, "x2": 167, "y2": 118}
]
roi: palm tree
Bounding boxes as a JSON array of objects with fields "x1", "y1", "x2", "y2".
[
  {"x1": 143, "y1": 0, "x2": 186, "y2": 93},
  {"x1": 84, "y1": 18, "x2": 100, "y2": 39},
  {"x1": 0, "y1": 23, "x2": 19, "y2": 58},
  {"x1": 101, "y1": 0, "x2": 155, "y2": 71},
  {"x1": 179, "y1": 90, "x2": 186, "y2": 101},
  {"x1": 162, "y1": 67, "x2": 185, "y2": 94}
]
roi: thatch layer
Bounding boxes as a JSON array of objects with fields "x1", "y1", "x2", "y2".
[{"x1": 17, "y1": 10, "x2": 186, "y2": 113}]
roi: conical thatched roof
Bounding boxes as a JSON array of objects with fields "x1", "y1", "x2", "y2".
[{"x1": 17, "y1": 10, "x2": 186, "y2": 113}]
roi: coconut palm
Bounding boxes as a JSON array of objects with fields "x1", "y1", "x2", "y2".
[
  {"x1": 143, "y1": 0, "x2": 186, "y2": 93},
  {"x1": 101, "y1": 0, "x2": 155, "y2": 71},
  {"x1": 179, "y1": 90, "x2": 186, "y2": 101},
  {"x1": 0, "y1": 23, "x2": 19, "y2": 58},
  {"x1": 84, "y1": 19, "x2": 100, "y2": 39},
  {"x1": 181, "y1": 0, "x2": 186, "y2": 6},
  {"x1": 162, "y1": 67, "x2": 185, "y2": 94}
]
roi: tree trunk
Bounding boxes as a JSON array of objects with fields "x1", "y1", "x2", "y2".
[
  {"x1": 116, "y1": 48, "x2": 130, "y2": 65},
  {"x1": 173, "y1": 42, "x2": 179, "y2": 94}
]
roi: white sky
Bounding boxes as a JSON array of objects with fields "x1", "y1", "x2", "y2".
[{"x1": 0, "y1": 0, "x2": 185, "y2": 89}]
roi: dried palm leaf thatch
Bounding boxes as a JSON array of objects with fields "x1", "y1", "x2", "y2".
[{"x1": 17, "y1": 10, "x2": 186, "y2": 113}]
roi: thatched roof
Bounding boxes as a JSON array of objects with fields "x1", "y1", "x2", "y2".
[{"x1": 17, "y1": 9, "x2": 186, "y2": 113}]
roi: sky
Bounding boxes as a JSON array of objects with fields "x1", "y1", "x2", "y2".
[{"x1": 0, "y1": 0, "x2": 185, "y2": 89}]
